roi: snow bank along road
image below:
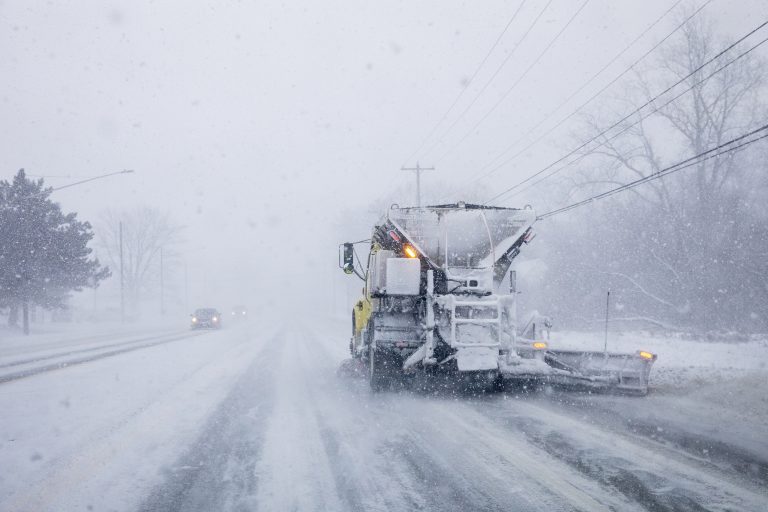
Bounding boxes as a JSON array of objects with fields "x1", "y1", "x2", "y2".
[{"x1": 0, "y1": 321, "x2": 766, "y2": 511}]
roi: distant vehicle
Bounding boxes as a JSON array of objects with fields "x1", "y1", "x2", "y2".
[
  {"x1": 231, "y1": 305, "x2": 248, "y2": 319},
  {"x1": 190, "y1": 308, "x2": 222, "y2": 329}
]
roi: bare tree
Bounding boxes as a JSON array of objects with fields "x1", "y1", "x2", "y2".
[
  {"x1": 98, "y1": 207, "x2": 183, "y2": 317},
  {"x1": 539, "y1": 10, "x2": 768, "y2": 331}
]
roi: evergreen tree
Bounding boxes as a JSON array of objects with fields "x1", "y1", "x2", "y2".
[{"x1": 0, "y1": 169, "x2": 110, "y2": 334}]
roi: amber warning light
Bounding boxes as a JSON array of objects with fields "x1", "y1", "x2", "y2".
[{"x1": 403, "y1": 245, "x2": 418, "y2": 258}]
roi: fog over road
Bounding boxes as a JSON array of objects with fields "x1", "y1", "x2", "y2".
[{"x1": 1, "y1": 321, "x2": 766, "y2": 512}]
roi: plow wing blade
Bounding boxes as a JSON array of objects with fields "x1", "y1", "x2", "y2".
[
  {"x1": 543, "y1": 349, "x2": 657, "y2": 395},
  {"x1": 500, "y1": 349, "x2": 657, "y2": 395}
]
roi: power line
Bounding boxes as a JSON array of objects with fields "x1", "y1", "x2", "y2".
[
  {"x1": 402, "y1": 0, "x2": 528, "y2": 166},
  {"x1": 433, "y1": 0, "x2": 592, "y2": 165},
  {"x1": 537, "y1": 123, "x2": 768, "y2": 220},
  {"x1": 444, "y1": 0, "x2": 697, "y2": 198},
  {"x1": 489, "y1": 18, "x2": 768, "y2": 203},
  {"x1": 416, "y1": 0, "x2": 555, "y2": 163},
  {"x1": 485, "y1": 19, "x2": 768, "y2": 204},
  {"x1": 495, "y1": 32, "x2": 768, "y2": 203}
]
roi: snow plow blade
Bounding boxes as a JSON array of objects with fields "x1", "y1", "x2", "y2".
[{"x1": 501, "y1": 349, "x2": 657, "y2": 395}]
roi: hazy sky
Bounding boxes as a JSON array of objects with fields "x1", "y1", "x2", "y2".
[{"x1": 1, "y1": 0, "x2": 765, "y2": 313}]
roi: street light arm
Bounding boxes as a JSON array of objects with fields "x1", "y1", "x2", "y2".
[{"x1": 50, "y1": 170, "x2": 135, "y2": 193}]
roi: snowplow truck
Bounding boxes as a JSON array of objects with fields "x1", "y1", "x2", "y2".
[{"x1": 340, "y1": 203, "x2": 657, "y2": 394}]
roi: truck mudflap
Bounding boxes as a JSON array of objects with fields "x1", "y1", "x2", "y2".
[{"x1": 499, "y1": 349, "x2": 657, "y2": 395}]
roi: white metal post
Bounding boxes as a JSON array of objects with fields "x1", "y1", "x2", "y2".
[{"x1": 425, "y1": 269, "x2": 436, "y2": 364}]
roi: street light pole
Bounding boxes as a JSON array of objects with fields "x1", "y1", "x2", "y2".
[
  {"x1": 160, "y1": 247, "x2": 165, "y2": 316},
  {"x1": 120, "y1": 221, "x2": 125, "y2": 323},
  {"x1": 604, "y1": 289, "x2": 611, "y2": 356}
]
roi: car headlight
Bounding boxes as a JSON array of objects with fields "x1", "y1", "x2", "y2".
[
  {"x1": 213, "y1": 317, "x2": 218, "y2": 322},
  {"x1": 192, "y1": 317, "x2": 197, "y2": 322}
]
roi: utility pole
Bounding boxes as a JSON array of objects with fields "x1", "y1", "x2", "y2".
[
  {"x1": 603, "y1": 289, "x2": 611, "y2": 355},
  {"x1": 184, "y1": 260, "x2": 189, "y2": 314},
  {"x1": 401, "y1": 162, "x2": 435, "y2": 207},
  {"x1": 160, "y1": 247, "x2": 165, "y2": 316},
  {"x1": 119, "y1": 221, "x2": 125, "y2": 323}
]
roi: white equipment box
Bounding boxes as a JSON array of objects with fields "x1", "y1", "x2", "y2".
[{"x1": 385, "y1": 258, "x2": 421, "y2": 295}]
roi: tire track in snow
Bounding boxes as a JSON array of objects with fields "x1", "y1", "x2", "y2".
[
  {"x1": 300, "y1": 325, "x2": 634, "y2": 512},
  {"x1": 0, "y1": 327, "x2": 178, "y2": 359},
  {"x1": 544, "y1": 392, "x2": 768, "y2": 486},
  {"x1": 249, "y1": 329, "x2": 350, "y2": 512},
  {"x1": 1, "y1": 326, "x2": 264, "y2": 512},
  {"x1": 297, "y1": 331, "x2": 419, "y2": 512},
  {"x1": 299, "y1": 330, "x2": 528, "y2": 512},
  {"x1": 0, "y1": 330, "x2": 209, "y2": 384},
  {"x1": 298, "y1": 329, "x2": 499, "y2": 512},
  {"x1": 0, "y1": 329, "x2": 189, "y2": 369},
  {"x1": 299, "y1": 322, "x2": 520, "y2": 511},
  {"x1": 466, "y1": 395, "x2": 768, "y2": 511},
  {"x1": 138, "y1": 335, "x2": 281, "y2": 512},
  {"x1": 314, "y1": 319, "x2": 768, "y2": 511},
  {"x1": 390, "y1": 395, "x2": 629, "y2": 512}
]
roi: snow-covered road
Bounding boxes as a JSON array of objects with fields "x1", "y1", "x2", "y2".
[{"x1": 1, "y1": 320, "x2": 766, "y2": 511}]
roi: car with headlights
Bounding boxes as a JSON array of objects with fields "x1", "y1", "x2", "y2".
[
  {"x1": 190, "y1": 308, "x2": 222, "y2": 329},
  {"x1": 231, "y1": 305, "x2": 248, "y2": 320}
]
